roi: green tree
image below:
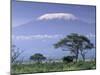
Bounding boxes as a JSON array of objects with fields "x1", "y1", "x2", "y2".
[
  {"x1": 30, "y1": 53, "x2": 46, "y2": 63},
  {"x1": 54, "y1": 33, "x2": 94, "y2": 62},
  {"x1": 78, "y1": 35, "x2": 94, "y2": 61}
]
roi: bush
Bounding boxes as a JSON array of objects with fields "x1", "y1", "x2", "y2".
[{"x1": 62, "y1": 56, "x2": 75, "y2": 63}]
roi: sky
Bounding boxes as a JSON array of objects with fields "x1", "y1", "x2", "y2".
[{"x1": 12, "y1": 0, "x2": 96, "y2": 60}]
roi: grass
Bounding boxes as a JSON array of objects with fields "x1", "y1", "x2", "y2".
[{"x1": 11, "y1": 61, "x2": 96, "y2": 74}]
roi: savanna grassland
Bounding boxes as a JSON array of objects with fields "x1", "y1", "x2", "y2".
[
  {"x1": 11, "y1": 60, "x2": 96, "y2": 75},
  {"x1": 11, "y1": 33, "x2": 96, "y2": 74}
]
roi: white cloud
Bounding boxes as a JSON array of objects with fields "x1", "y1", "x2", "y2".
[
  {"x1": 37, "y1": 13, "x2": 78, "y2": 21},
  {"x1": 12, "y1": 34, "x2": 64, "y2": 40}
]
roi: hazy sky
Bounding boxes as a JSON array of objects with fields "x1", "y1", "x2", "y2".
[{"x1": 12, "y1": 0, "x2": 96, "y2": 60}]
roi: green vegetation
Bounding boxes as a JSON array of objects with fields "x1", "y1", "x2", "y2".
[
  {"x1": 54, "y1": 33, "x2": 94, "y2": 62},
  {"x1": 11, "y1": 61, "x2": 96, "y2": 74},
  {"x1": 30, "y1": 53, "x2": 46, "y2": 63},
  {"x1": 11, "y1": 33, "x2": 96, "y2": 74}
]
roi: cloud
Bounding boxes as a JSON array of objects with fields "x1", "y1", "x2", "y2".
[
  {"x1": 12, "y1": 34, "x2": 64, "y2": 40},
  {"x1": 37, "y1": 13, "x2": 78, "y2": 21}
]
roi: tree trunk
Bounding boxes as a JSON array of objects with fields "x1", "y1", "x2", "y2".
[
  {"x1": 75, "y1": 54, "x2": 78, "y2": 62},
  {"x1": 82, "y1": 53, "x2": 85, "y2": 62},
  {"x1": 81, "y1": 51, "x2": 85, "y2": 62},
  {"x1": 75, "y1": 50, "x2": 79, "y2": 62}
]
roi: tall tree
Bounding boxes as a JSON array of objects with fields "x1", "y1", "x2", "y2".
[
  {"x1": 54, "y1": 33, "x2": 94, "y2": 62},
  {"x1": 30, "y1": 53, "x2": 46, "y2": 63}
]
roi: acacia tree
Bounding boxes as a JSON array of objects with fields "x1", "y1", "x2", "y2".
[
  {"x1": 54, "y1": 33, "x2": 80, "y2": 62},
  {"x1": 78, "y1": 35, "x2": 94, "y2": 61},
  {"x1": 30, "y1": 53, "x2": 46, "y2": 63},
  {"x1": 54, "y1": 33, "x2": 94, "y2": 62}
]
